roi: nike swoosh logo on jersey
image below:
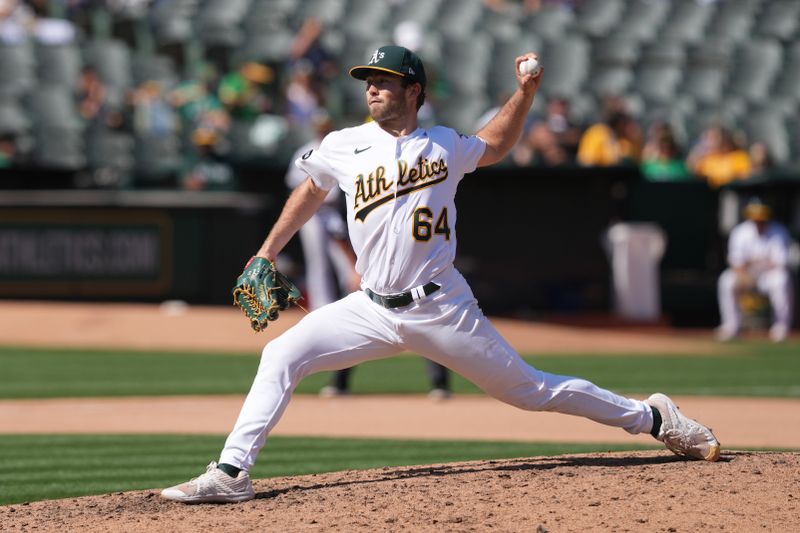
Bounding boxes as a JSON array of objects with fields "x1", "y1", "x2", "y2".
[{"x1": 354, "y1": 146, "x2": 372, "y2": 154}]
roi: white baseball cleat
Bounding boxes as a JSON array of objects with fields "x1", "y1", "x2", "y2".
[
  {"x1": 715, "y1": 325, "x2": 739, "y2": 342},
  {"x1": 769, "y1": 324, "x2": 788, "y2": 343},
  {"x1": 161, "y1": 462, "x2": 255, "y2": 503},
  {"x1": 645, "y1": 393, "x2": 721, "y2": 462}
]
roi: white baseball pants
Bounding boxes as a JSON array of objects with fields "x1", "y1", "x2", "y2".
[
  {"x1": 717, "y1": 267, "x2": 794, "y2": 331},
  {"x1": 220, "y1": 268, "x2": 654, "y2": 471}
]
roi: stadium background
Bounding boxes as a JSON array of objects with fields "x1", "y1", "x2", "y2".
[
  {"x1": 1, "y1": 2, "x2": 800, "y2": 527},
  {"x1": 1, "y1": 0, "x2": 800, "y2": 324}
]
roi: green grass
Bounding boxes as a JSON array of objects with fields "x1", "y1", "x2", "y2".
[
  {"x1": 0, "y1": 434, "x2": 657, "y2": 505},
  {"x1": 1, "y1": 342, "x2": 799, "y2": 399}
]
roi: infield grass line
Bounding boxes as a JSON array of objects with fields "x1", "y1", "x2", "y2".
[
  {"x1": 0, "y1": 341, "x2": 798, "y2": 398},
  {"x1": 0, "y1": 434, "x2": 654, "y2": 505}
]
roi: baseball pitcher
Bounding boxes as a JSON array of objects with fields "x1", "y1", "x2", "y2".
[{"x1": 161, "y1": 46, "x2": 720, "y2": 503}]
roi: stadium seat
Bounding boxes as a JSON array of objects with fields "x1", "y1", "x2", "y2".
[
  {"x1": 632, "y1": 64, "x2": 683, "y2": 105},
  {"x1": 705, "y1": 0, "x2": 757, "y2": 43},
  {"x1": 131, "y1": 53, "x2": 178, "y2": 88},
  {"x1": 681, "y1": 65, "x2": 728, "y2": 105},
  {"x1": 638, "y1": 41, "x2": 686, "y2": 67},
  {"x1": 660, "y1": 0, "x2": 714, "y2": 44},
  {"x1": 522, "y1": 4, "x2": 574, "y2": 41},
  {"x1": 538, "y1": 34, "x2": 590, "y2": 98},
  {"x1": 340, "y1": 0, "x2": 390, "y2": 37},
  {"x1": 614, "y1": 0, "x2": 670, "y2": 42},
  {"x1": 133, "y1": 134, "x2": 181, "y2": 183},
  {"x1": 85, "y1": 126, "x2": 135, "y2": 187},
  {"x1": 297, "y1": 0, "x2": 348, "y2": 27},
  {"x1": 440, "y1": 32, "x2": 492, "y2": 97},
  {"x1": 0, "y1": 96, "x2": 30, "y2": 135},
  {"x1": 437, "y1": 93, "x2": 489, "y2": 134},
  {"x1": 681, "y1": 40, "x2": 732, "y2": 105},
  {"x1": 35, "y1": 42, "x2": 82, "y2": 87},
  {"x1": 771, "y1": 41, "x2": 800, "y2": 104},
  {"x1": 587, "y1": 66, "x2": 634, "y2": 99},
  {"x1": 753, "y1": 1, "x2": 800, "y2": 41},
  {"x1": 683, "y1": 104, "x2": 740, "y2": 146},
  {"x1": 743, "y1": 108, "x2": 791, "y2": 165},
  {"x1": 26, "y1": 85, "x2": 82, "y2": 129},
  {"x1": 0, "y1": 40, "x2": 36, "y2": 98},
  {"x1": 236, "y1": 30, "x2": 296, "y2": 63},
  {"x1": 195, "y1": 0, "x2": 249, "y2": 48},
  {"x1": 83, "y1": 39, "x2": 133, "y2": 91},
  {"x1": 390, "y1": 0, "x2": 443, "y2": 31},
  {"x1": 573, "y1": 0, "x2": 625, "y2": 38},
  {"x1": 30, "y1": 126, "x2": 86, "y2": 170},
  {"x1": 437, "y1": 0, "x2": 484, "y2": 39},
  {"x1": 488, "y1": 33, "x2": 542, "y2": 103},
  {"x1": 243, "y1": 0, "x2": 296, "y2": 35},
  {"x1": 786, "y1": 116, "x2": 800, "y2": 165},
  {"x1": 724, "y1": 38, "x2": 783, "y2": 103}
]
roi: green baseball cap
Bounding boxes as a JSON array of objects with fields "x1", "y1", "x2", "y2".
[{"x1": 349, "y1": 45, "x2": 427, "y2": 88}]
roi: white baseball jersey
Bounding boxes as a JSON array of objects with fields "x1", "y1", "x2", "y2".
[
  {"x1": 296, "y1": 120, "x2": 485, "y2": 294},
  {"x1": 718, "y1": 219, "x2": 794, "y2": 334},
  {"x1": 727, "y1": 220, "x2": 791, "y2": 275}
]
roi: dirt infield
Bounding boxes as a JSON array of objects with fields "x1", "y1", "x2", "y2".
[
  {"x1": 3, "y1": 451, "x2": 798, "y2": 532},
  {"x1": 2, "y1": 301, "x2": 798, "y2": 531}
]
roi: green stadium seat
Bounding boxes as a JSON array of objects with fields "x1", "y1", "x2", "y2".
[
  {"x1": 705, "y1": 0, "x2": 757, "y2": 43},
  {"x1": 538, "y1": 33, "x2": 590, "y2": 98},
  {"x1": 0, "y1": 96, "x2": 30, "y2": 135},
  {"x1": 754, "y1": 1, "x2": 800, "y2": 41},
  {"x1": 522, "y1": 4, "x2": 574, "y2": 41},
  {"x1": 614, "y1": 0, "x2": 670, "y2": 42},
  {"x1": 660, "y1": 0, "x2": 714, "y2": 44},
  {"x1": 725, "y1": 38, "x2": 783, "y2": 103},
  {"x1": 0, "y1": 40, "x2": 36, "y2": 98},
  {"x1": 743, "y1": 107, "x2": 791, "y2": 165},
  {"x1": 488, "y1": 33, "x2": 543, "y2": 103},
  {"x1": 35, "y1": 42, "x2": 82, "y2": 88},
  {"x1": 574, "y1": 0, "x2": 625, "y2": 38},
  {"x1": 441, "y1": 32, "x2": 492, "y2": 97},
  {"x1": 83, "y1": 39, "x2": 133, "y2": 91}
]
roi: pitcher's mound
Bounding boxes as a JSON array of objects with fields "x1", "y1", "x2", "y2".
[{"x1": 3, "y1": 451, "x2": 797, "y2": 532}]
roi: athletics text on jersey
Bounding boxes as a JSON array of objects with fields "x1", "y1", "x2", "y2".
[{"x1": 296, "y1": 121, "x2": 485, "y2": 294}]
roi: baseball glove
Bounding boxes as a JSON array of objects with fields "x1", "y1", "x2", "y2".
[{"x1": 232, "y1": 256, "x2": 302, "y2": 332}]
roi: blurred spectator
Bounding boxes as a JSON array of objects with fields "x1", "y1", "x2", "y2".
[
  {"x1": 77, "y1": 66, "x2": 124, "y2": 129},
  {"x1": 640, "y1": 121, "x2": 691, "y2": 182},
  {"x1": 130, "y1": 80, "x2": 178, "y2": 138},
  {"x1": 29, "y1": 0, "x2": 76, "y2": 44},
  {"x1": 180, "y1": 128, "x2": 236, "y2": 191},
  {"x1": 170, "y1": 72, "x2": 231, "y2": 147},
  {"x1": 577, "y1": 97, "x2": 642, "y2": 166},
  {"x1": 288, "y1": 17, "x2": 337, "y2": 81},
  {"x1": 218, "y1": 62, "x2": 274, "y2": 121},
  {"x1": 716, "y1": 197, "x2": 794, "y2": 343},
  {"x1": 0, "y1": 0, "x2": 34, "y2": 43},
  {"x1": 0, "y1": 132, "x2": 18, "y2": 168},
  {"x1": 514, "y1": 96, "x2": 582, "y2": 166},
  {"x1": 284, "y1": 59, "x2": 324, "y2": 130},
  {"x1": 748, "y1": 141, "x2": 773, "y2": 176},
  {"x1": 686, "y1": 125, "x2": 752, "y2": 188}
]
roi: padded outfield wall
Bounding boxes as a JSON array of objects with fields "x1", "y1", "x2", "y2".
[{"x1": 1, "y1": 165, "x2": 799, "y2": 327}]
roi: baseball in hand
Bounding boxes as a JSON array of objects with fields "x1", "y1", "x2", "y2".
[{"x1": 519, "y1": 58, "x2": 541, "y2": 77}]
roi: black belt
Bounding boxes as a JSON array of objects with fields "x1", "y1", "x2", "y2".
[{"x1": 364, "y1": 282, "x2": 441, "y2": 309}]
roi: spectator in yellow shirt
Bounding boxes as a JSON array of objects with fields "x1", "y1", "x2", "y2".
[
  {"x1": 686, "y1": 125, "x2": 752, "y2": 188},
  {"x1": 577, "y1": 98, "x2": 642, "y2": 166}
]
